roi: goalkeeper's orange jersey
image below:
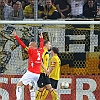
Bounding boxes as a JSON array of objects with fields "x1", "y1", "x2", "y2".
[
  {"x1": 49, "y1": 54, "x2": 61, "y2": 80},
  {"x1": 40, "y1": 47, "x2": 49, "y2": 73}
]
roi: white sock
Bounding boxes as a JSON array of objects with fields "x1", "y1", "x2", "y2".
[
  {"x1": 16, "y1": 86, "x2": 22, "y2": 100},
  {"x1": 30, "y1": 89, "x2": 36, "y2": 100}
]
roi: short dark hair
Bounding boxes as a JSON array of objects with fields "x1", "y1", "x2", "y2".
[
  {"x1": 30, "y1": 38, "x2": 35, "y2": 42},
  {"x1": 52, "y1": 47, "x2": 59, "y2": 54},
  {"x1": 44, "y1": 40, "x2": 49, "y2": 46}
]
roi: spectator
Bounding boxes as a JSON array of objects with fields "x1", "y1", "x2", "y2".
[
  {"x1": 51, "y1": 0, "x2": 55, "y2": 4},
  {"x1": 38, "y1": 0, "x2": 54, "y2": 4},
  {"x1": 21, "y1": 0, "x2": 29, "y2": 9},
  {"x1": 41, "y1": 0, "x2": 59, "y2": 19},
  {"x1": 24, "y1": 0, "x2": 42, "y2": 18},
  {"x1": 9, "y1": 1, "x2": 24, "y2": 20},
  {"x1": 38, "y1": 0, "x2": 45, "y2": 5},
  {"x1": 83, "y1": 0, "x2": 97, "y2": 18},
  {"x1": 0, "y1": 1, "x2": 4, "y2": 19},
  {"x1": 54, "y1": 0, "x2": 71, "y2": 18},
  {"x1": 16, "y1": 1, "x2": 23, "y2": 10},
  {"x1": 38, "y1": 0, "x2": 44, "y2": 12},
  {"x1": 96, "y1": 0, "x2": 100, "y2": 16},
  {"x1": 24, "y1": 0, "x2": 34, "y2": 18},
  {"x1": 1, "y1": 0, "x2": 13, "y2": 20},
  {"x1": 11, "y1": 0, "x2": 17, "y2": 6},
  {"x1": 8, "y1": 0, "x2": 12, "y2": 6},
  {"x1": 67, "y1": 0, "x2": 87, "y2": 18}
]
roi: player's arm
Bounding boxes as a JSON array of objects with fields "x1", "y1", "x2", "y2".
[
  {"x1": 39, "y1": 33, "x2": 44, "y2": 49},
  {"x1": 41, "y1": 62, "x2": 49, "y2": 74},
  {"x1": 48, "y1": 65, "x2": 55, "y2": 73},
  {"x1": 47, "y1": 61, "x2": 56, "y2": 75},
  {"x1": 47, "y1": 66, "x2": 54, "y2": 76},
  {"x1": 12, "y1": 30, "x2": 29, "y2": 52}
]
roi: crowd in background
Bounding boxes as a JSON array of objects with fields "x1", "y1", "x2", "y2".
[{"x1": 0, "y1": 0, "x2": 100, "y2": 20}]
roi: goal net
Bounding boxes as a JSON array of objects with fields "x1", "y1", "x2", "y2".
[
  {"x1": 0, "y1": 20, "x2": 100, "y2": 75},
  {"x1": 0, "y1": 20, "x2": 100, "y2": 100}
]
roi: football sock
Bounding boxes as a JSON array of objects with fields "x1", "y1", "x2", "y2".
[
  {"x1": 30, "y1": 89, "x2": 36, "y2": 100},
  {"x1": 41, "y1": 89, "x2": 49, "y2": 100},
  {"x1": 16, "y1": 86, "x2": 22, "y2": 100},
  {"x1": 51, "y1": 89, "x2": 59, "y2": 100},
  {"x1": 35, "y1": 90, "x2": 42, "y2": 100}
]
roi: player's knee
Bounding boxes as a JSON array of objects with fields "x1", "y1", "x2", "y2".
[
  {"x1": 39, "y1": 87, "x2": 44, "y2": 92},
  {"x1": 17, "y1": 81, "x2": 23, "y2": 87},
  {"x1": 46, "y1": 85, "x2": 53, "y2": 91},
  {"x1": 29, "y1": 85, "x2": 33, "y2": 90}
]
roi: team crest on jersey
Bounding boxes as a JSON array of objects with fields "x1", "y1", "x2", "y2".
[{"x1": 52, "y1": 61, "x2": 56, "y2": 65}]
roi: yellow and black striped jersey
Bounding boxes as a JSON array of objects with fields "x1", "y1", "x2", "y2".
[
  {"x1": 40, "y1": 47, "x2": 49, "y2": 73},
  {"x1": 49, "y1": 54, "x2": 61, "y2": 80}
]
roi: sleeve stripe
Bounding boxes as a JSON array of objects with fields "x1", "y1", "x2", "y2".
[{"x1": 25, "y1": 47, "x2": 29, "y2": 51}]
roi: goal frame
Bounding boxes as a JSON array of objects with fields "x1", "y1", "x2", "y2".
[{"x1": 0, "y1": 20, "x2": 100, "y2": 24}]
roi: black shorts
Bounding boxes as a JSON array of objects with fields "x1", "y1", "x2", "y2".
[
  {"x1": 50, "y1": 78, "x2": 58, "y2": 89},
  {"x1": 37, "y1": 73, "x2": 51, "y2": 88}
]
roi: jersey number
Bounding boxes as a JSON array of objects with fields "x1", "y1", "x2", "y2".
[{"x1": 37, "y1": 52, "x2": 40, "y2": 60}]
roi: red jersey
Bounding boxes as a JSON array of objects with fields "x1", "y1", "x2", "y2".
[{"x1": 14, "y1": 35, "x2": 44, "y2": 74}]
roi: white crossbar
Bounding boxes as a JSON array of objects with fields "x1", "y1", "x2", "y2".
[{"x1": 0, "y1": 21, "x2": 99, "y2": 24}]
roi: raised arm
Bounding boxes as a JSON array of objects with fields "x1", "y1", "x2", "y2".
[
  {"x1": 39, "y1": 33, "x2": 44, "y2": 48},
  {"x1": 12, "y1": 30, "x2": 28, "y2": 51}
]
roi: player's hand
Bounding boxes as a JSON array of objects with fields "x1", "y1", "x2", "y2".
[
  {"x1": 39, "y1": 33, "x2": 43, "y2": 38},
  {"x1": 12, "y1": 30, "x2": 17, "y2": 36},
  {"x1": 46, "y1": 70, "x2": 50, "y2": 76},
  {"x1": 43, "y1": 68, "x2": 50, "y2": 76}
]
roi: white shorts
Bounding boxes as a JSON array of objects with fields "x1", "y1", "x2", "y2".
[{"x1": 19, "y1": 70, "x2": 40, "y2": 88}]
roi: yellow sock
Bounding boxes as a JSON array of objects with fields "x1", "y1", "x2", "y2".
[
  {"x1": 35, "y1": 90, "x2": 42, "y2": 100},
  {"x1": 50, "y1": 89, "x2": 59, "y2": 100},
  {"x1": 41, "y1": 89, "x2": 49, "y2": 100}
]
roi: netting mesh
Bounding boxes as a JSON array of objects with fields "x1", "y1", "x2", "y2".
[
  {"x1": 0, "y1": 23, "x2": 100, "y2": 75},
  {"x1": 0, "y1": 24, "x2": 65, "y2": 74},
  {"x1": 0, "y1": 24, "x2": 100, "y2": 75},
  {"x1": 0, "y1": 22, "x2": 100, "y2": 100}
]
